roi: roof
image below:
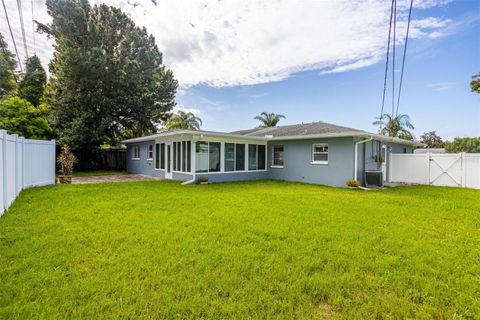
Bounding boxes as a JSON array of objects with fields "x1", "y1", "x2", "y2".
[
  {"x1": 121, "y1": 121, "x2": 422, "y2": 147},
  {"x1": 239, "y1": 121, "x2": 364, "y2": 137}
]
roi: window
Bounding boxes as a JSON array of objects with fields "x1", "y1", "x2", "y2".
[
  {"x1": 273, "y1": 145, "x2": 284, "y2": 167},
  {"x1": 182, "y1": 141, "x2": 186, "y2": 172},
  {"x1": 176, "y1": 142, "x2": 181, "y2": 171},
  {"x1": 209, "y1": 142, "x2": 221, "y2": 172},
  {"x1": 155, "y1": 143, "x2": 166, "y2": 170},
  {"x1": 235, "y1": 144, "x2": 245, "y2": 171},
  {"x1": 173, "y1": 142, "x2": 177, "y2": 171},
  {"x1": 186, "y1": 141, "x2": 191, "y2": 172},
  {"x1": 258, "y1": 145, "x2": 266, "y2": 170},
  {"x1": 312, "y1": 143, "x2": 328, "y2": 164},
  {"x1": 225, "y1": 143, "x2": 235, "y2": 172},
  {"x1": 147, "y1": 144, "x2": 153, "y2": 160},
  {"x1": 196, "y1": 141, "x2": 209, "y2": 173},
  {"x1": 248, "y1": 144, "x2": 257, "y2": 170},
  {"x1": 161, "y1": 143, "x2": 166, "y2": 169},
  {"x1": 132, "y1": 146, "x2": 140, "y2": 159}
]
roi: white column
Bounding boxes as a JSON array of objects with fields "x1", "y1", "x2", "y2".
[
  {"x1": 1, "y1": 130, "x2": 6, "y2": 213},
  {"x1": 52, "y1": 140, "x2": 56, "y2": 184},
  {"x1": 220, "y1": 142, "x2": 225, "y2": 173},
  {"x1": 191, "y1": 140, "x2": 196, "y2": 174},
  {"x1": 13, "y1": 134, "x2": 18, "y2": 196}
]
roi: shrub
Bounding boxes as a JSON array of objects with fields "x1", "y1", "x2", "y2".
[
  {"x1": 57, "y1": 144, "x2": 77, "y2": 176},
  {"x1": 346, "y1": 179, "x2": 360, "y2": 188},
  {"x1": 444, "y1": 137, "x2": 480, "y2": 153},
  {"x1": 198, "y1": 176, "x2": 209, "y2": 183}
]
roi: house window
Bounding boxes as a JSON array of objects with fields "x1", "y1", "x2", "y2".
[
  {"x1": 182, "y1": 141, "x2": 186, "y2": 172},
  {"x1": 312, "y1": 143, "x2": 328, "y2": 164},
  {"x1": 258, "y1": 145, "x2": 266, "y2": 170},
  {"x1": 248, "y1": 144, "x2": 257, "y2": 170},
  {"x1": 186, "y1": 141, "x2": 191, "y2": 172},
  {"x1": 132, "y1": 146, "x2": 140, "y2": 159},
  {"x1": 235, "y1": 144, "x2": 245, "y2": 171},
  {"x1": 196, "y1": 141, "x2": 209, "y2": 173},
  {"x1": 147, "y1": 144, "x2": 153, "y2": 160},
  {"x1": 273, "y1": 145, "x2": 284, "y2": 167},
  {"x1": 225, "y1": 143, "x2": 235, "y2": 172},
  {"x1": 171, "y1": 141, "x2": 191, "y2": 173},
  {"x1": 209, "y1": 142, "x2": 221, "y2": 172},
  {"x1": 247, "y1": 144, "x2": 266, "y2": 171},
  {"x1": 173, "y1": 142, "x2": 177, "y2": 171},
  {"x1": 155, "y1": 143, "x2": 166, "y2": 170}
]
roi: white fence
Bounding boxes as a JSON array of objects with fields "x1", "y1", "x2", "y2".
[
  {"x1": 390, "y1": 153, "x2": 480, "y2": 189},
  {"x1": 0, "y1": 130, "x2": 56, "y2": 215}
]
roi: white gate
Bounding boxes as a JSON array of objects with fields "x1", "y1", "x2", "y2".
[{"x1": 390, "y1": 153, "x2": 480, "y2": 189}]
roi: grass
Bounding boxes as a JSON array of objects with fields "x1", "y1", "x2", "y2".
[
  {"x1": 72, "y1": 169, "x2": 126, "y2": 177},
  {"x1": 0, "y1": 180, "x2": 479, "y2": 319}
]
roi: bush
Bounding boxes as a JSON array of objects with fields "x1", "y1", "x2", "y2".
[
  {"x1": 198, "y1": 176, "x2": 209, "y2": 183},
  {"x1": 444, "y1": 137, "x2": 480, "y2": 153},
  {"x1": 346, "y1": 179, "x2": 360, "y2": 188},
  {"x1": 57, "y1": 144, "x2": 77, "y2": 177}
]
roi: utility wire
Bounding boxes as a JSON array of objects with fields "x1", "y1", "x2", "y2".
[
  {"x1": 16, "y1": 0, "x2": 29, "y2": 58},
  {"x1": 395, "y1": 0, "x2": 413, "y2": 116},
  {"x1": 1, "y1": 0, "x2": 23, "y2": 72},
  {"x1": 31, "y1": 0, "x2": 35, "y2": 53},
  {"x1": 391, "y1": 0, "x2": 396, "y2": 117},
  {"x1": 379, "y1": 0, "x2": 395, "y2": 122}
]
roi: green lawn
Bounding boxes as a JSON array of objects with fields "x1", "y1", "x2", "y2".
[{"x1": 1, "y1": 181, "x2": 479, "y2": 319}]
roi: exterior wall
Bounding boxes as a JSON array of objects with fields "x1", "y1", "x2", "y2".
[
  {"x1": 267, "y1": 137, "x2": 355, "y2": 187},
  {"x1": 198, "y1": 171, "x2": 269, "y2": 183},
  {"x1": 126, "y1": 140, "x2": 165, "y2": 179}
]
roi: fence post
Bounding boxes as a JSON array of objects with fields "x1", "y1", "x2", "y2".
[
  {"x1": 1, "y1": 130, "x2": 7, "y2": 212},
  {"x1": 21, "y1": 137, "x2": 25, "y2": 190},
  {"x1": 461, "y1": 152, "x2": 466, "y2": 187},
  {"x1": 13, "y1": 134, "x2": 19, "y2": 197},
  {"x1": 426, "y1": 152, "x2": 431, "y2": 185},
  {"x1": 52, "y1": 140, "x2": 56, "y2": 184}
]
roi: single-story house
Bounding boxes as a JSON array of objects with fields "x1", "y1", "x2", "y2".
[{"x1": 121, "y1": 121, "x2": 421, "y2": 187}]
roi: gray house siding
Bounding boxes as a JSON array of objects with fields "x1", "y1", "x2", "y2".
[
  {"x1": 267, "y1": 137, "x2": 355, "y2": 187},
  {"x1": 199, "y1": 171, "x2": 269, "y2": 183},
  {"x1": 126, "y1": 140, "x2": 165, "y2": 179}
]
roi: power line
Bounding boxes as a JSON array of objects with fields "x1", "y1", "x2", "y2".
[
  {"x1": 16, "y1": 0, "x2": 29, "y2": 58},
  {"x1": 379, "y1": 0, "x2": 395, "y2": 121},
  {"x1": 391, "y1": 0, "x2": 396, "y2": 116},
  {"x1": 1, "y1": 0, "x2": 23, "y2": 72},
  {"x1": 31, "y1": 0, "x2": 36, "y2": 53},
  {"x1": 395, "y1": 0, "x2": 413, "y2": 116}
]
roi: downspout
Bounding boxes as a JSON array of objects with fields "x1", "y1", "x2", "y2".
[
  {"x1": 182, "y1": 138, "x2": 197, "y2": 185},
  {"x1": 354, "y1": 137, "x2": 373, "y2": 181},
  {"x1": 182, "y1": 173, "x2": 196, "y2": 185}
]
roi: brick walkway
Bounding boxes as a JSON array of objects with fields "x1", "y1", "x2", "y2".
[{"x1": 72, "y1": 174, "x2": 153, "y2": 184}]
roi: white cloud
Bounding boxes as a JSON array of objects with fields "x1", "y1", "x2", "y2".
[
  {"x1": 427, "y1": 82, "x2": 455, "y2": 91},
  {"x1": 1, "y1": 0, "x2": 454, "y2": 87},
  {"x1": 173, "y1": 105, "x2": 202, "y2": 116}
]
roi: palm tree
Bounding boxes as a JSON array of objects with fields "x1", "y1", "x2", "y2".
[
  {"x1": 254, "y1": 112, "x2": 286, "y2": 127},
  {"x1": 165, "y1": 111, "x2": 202, "y2": 130},
  {"x1": 373, "y1": 113, "x2": 415, "y2": 140}
]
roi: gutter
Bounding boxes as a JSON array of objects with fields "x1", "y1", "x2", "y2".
[
  {"x1": 181, "y1": 173, "x2": 196, "y2": 185},
  {"x1": 354, "y1": 137, "x2": 373, "y2": 181}
]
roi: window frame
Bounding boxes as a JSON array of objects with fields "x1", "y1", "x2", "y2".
[
  {"x1": 132, "y1": 145, "x2": 140, "y2": 160},
  {"x1": 147, "y1": 144, "x2": 153, "y2": 160},
  {"x1": 311, "y1": 143, "x2": 329, "y2": 165},
  {"x1": 272, "y1": 145, "x2": 284, "y2": 168}
]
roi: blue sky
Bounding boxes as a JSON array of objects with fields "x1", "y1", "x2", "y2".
[
  {"x1": 1, "y1": 0, "x2": 479, "y2": 140},
  {"x1": 175, "y1": 1, "x2": 479, "y2": 139}
]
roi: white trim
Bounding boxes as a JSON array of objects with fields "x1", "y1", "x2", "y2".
[
  {"x1": 354, "y1": 137, "x2": 373, "y2": 181},
  {"x1": 310, "y1": 161, "x2": 328, "y2": 165},
  {"x1": 271, "y1": 165, "x2": 284, "y2": 169}
]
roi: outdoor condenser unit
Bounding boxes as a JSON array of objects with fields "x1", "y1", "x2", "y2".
[{"x1": 365, "y1": 170, "x2": 383, "y2": 187}]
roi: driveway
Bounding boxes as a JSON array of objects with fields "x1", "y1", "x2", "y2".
[{"x1": 72, "y1": 174, "x2": 153, "y2": 184}]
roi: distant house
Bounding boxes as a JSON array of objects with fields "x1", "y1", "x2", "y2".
[
  {"x1": 414, "y1": 148, "x2": 446, "y2": 154},
  {"x1": 121, "y1": 121, "x2": 421, "y2": 187}
]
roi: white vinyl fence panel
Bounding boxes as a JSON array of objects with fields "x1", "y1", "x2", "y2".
[
  {"x1": 390, "y1": 153, "x2": 480, "y2": 189},
  {"x1": 0, "y1": 130, "x2": 56, "y2": 215}
]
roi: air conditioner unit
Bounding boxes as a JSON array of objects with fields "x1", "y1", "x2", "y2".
[{"x1": 365, "y1": 170, "x2": 383, "y2": 187}]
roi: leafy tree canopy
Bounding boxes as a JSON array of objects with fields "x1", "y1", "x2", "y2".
[
  {"x1": 0, "y1": 33, "x2": 17, "y2": 97},
  {"x1": 373, "y1": 113, "x2": 415, "y2": 141},
  {"x1": 41, "y1": 0, "x2": 178, "y2": 152},
  {"x1": 471, "y1": 73, "x2": 480, "y2": 94},
  {"x1": 420, "y1": 131, "x2": 445, "y2": 148},
  {"x1": 165, "y1": 111, "x2": 202, "y2": 130},
  {"x1": 0, "y1": 96, "x2": 52, "y2": 139},
  {"x1": 19, "y1": 55, "x2": 47, "y2": 107},
  {"x1": 445, "y1": 137, "x2": 480, "y2": 153},
  {"x1": 254, "y1": 112, "x2": 286, "y2": 127}
]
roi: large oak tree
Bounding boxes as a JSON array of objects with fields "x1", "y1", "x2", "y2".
[{"x1": 40, "y1": 0, "x2": 178, "y2": 154}]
